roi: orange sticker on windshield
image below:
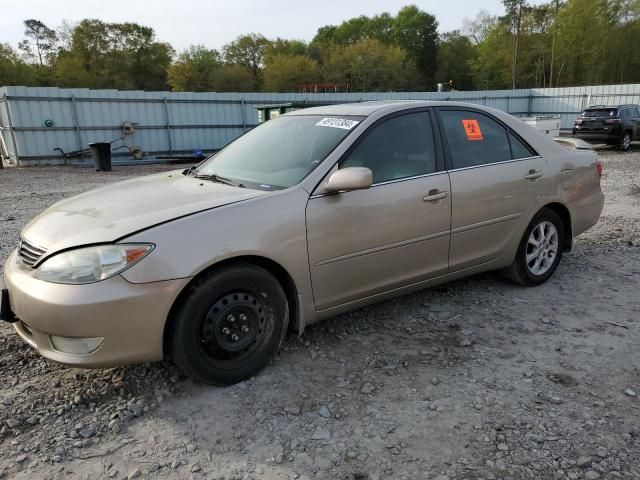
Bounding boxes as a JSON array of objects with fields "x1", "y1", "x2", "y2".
[{"x1": 462, "y1": 119, "x2": 483, "y2": 141}]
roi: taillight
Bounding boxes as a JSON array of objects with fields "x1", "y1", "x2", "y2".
[
  {"x1": 604, "y1": 118, "x2": 622, "y2": 125},
  {"x1": 596, "y1": 158, "x2": 603, "y2": 177}
]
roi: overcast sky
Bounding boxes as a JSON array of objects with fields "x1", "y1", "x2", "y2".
[{"x1": 2, "y1": 0, "x2": 545, "y2": 52}]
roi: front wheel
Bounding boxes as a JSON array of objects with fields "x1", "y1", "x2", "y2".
[
  {"x1": 503, "y1": 208, "x2": 565, "y2": 286},
  {"x1": 168, "y1": 263, "x2": 289, "y2": 386}
]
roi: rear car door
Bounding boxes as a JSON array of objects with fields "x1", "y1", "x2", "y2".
[
  {"x1": 306, "y1": 110, "x2": 451, "y2": 310},
  {"x1": 436, "y1": 108, "x2": 547, "y2": 272}
]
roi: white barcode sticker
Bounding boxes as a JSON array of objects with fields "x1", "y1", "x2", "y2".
[{"x1": 315, "y1": 118, "x2": 360, "y2": 130}]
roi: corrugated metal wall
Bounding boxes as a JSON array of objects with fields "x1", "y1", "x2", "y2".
[{"x1": 1, "y1": 84, "x2": 639, "y2": 166}]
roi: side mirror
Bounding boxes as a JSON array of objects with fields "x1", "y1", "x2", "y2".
[{"x1": 324, "y1": 167, "x2": 373, "y2": 193}]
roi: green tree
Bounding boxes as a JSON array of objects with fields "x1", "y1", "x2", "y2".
[
  {"x1": 222, "y1": 33, "x2": 269, "y2": 89},
  {"x1": 470, "y1": 22, "x2": 513, "y2": 89},
  {"x1": 264, "y1": 38, "x2": 307, "y2": 62},
  {"x1": 393, "y1": 5, "x2": 439, "y2": 90},
  {"x1": 322, "y1": 38, "x2": 411, "y2": 91},
  {"x1": 312, "y1": 13, "x2": 395, "y2": 45},
  {"x1": 52, "y1": 19, "x2": 172, "y2": 90},
  {"x1": 214, "y1": 63, "x2": 256, "y2": 92},
  {"x1": 0, "y1": 43, "x2": 37, "y2": 86},
  {"x1": 435, "y1": 31, "x2": 477, "y2": 90},
  {"x1": 263, "y1": 54, "x2": 318, "y2": 92},
  {"x1": 168, "y1": 45, "x2": 221, "y2": 91}
]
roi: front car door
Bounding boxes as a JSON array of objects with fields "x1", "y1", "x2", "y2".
[
  {"x1": 306, "y1": 110, "x2": 451, "y2": 311},
  {"x1": 436, "y1": 108, "x2": 547, "y2": 272}
]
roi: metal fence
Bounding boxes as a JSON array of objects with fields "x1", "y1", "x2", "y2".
[{"x1": 1, "y1": 84, "x2": 639, "y2": 166}]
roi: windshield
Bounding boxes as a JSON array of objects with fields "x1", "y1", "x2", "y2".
[
  {"x1": 582, "y1": 108, "x2": 618, "y2": 117},
  {"x1": 194, "y1": 115, "x2": 363, "y2": 190}
]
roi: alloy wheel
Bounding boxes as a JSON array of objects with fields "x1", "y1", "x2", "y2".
[{"x1": 525, "y1": 220, "x2": 559, "y2": 276}]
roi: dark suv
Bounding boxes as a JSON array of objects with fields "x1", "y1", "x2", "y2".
[{"x1": 573, "y1": 104, "x2": 639, "y2": 151}]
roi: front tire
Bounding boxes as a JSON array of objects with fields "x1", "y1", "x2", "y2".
[
  {"x1": 168, "y1": 263, "x2": 289, "y2": 386},
  {"x1": 503, "y1": 208, "x2": 565, "y2": 286}
]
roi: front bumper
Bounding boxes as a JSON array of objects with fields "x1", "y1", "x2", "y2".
[{"x1": 2, "y1": 250, "x2": 190, "y2": 367}]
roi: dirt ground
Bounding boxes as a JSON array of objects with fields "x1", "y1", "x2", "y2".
[{"x1": 0, "y1": 148, "x2": 639, "y2": 480}]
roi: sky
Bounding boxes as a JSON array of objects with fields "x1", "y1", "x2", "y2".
[{"x1": 2, "y1": 0, "x2": 546, "y2": 52}]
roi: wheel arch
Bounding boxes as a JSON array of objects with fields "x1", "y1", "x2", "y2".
[
  {"x1": 163, "y1": 255, "x2": 301, "y2": 357},
  {"x1": 541, "y1": 202, "x2": 573, "y2": 252}
]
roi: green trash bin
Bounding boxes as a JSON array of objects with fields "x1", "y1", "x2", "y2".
[{"x1": 88, "y1": 142, "x2": 112, "y2": 171}]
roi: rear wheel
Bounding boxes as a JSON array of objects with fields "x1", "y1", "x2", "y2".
[
  {"x1": 503, "y1": 208, "x2": 565, "y2": 286},
  {"x1": 168, "y1": 263, "x2": 288, "y2": 386},
  {"x1": 620, "y1": 131, "x2": 632, "y2": 151}
]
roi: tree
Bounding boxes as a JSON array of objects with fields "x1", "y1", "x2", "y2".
[
  {"x1": 393, "y1": 5, "x2": 439, "y2": 90},
  {"x1": 502, "y1": 0, "x2": 527, "y2": 88},
  {"x1": 322, "y1": 38, "x2": 411, "y2": 91},
  {"x1": 469, "y1": 22, "x2": 513, "y2": 89},
  {"x1": 264, "y1": 38, "x2": 307, "y2": 63},
  {"x1": 18, "y1": 19, "x2": 57, "y2": 67},
  {"x1": 0, "y1": 43, "x2": 37, "y2": 86},
  {"x1": 312, "y1": 13, "x2": 395, "y2": 46},
  {"x1": 168, "y1": 45, "x2": 221, "y2": 91},
  {"x1": 222, "y1": 33, "x2": 269, "y2": 89},
  {"x1": 53, "y1": 19, "x2": 172, "y2": 90},
  {"x1": 214, "y1": 64, "x2": 256, "y2": 92},
  {"x1": 263, "y1": 54, "x2": 318, "y2": 92},
  {"x1": 463, "y1": 10, "x2": 499, "y2": 45},
  {"x1": 435, "y1": 31, "x2": 477, "y2": 90}
]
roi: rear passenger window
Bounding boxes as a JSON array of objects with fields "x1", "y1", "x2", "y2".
[
  {"x1": 508, "y1": 132, "x2": 534, "y2": 159},
  {"x1": 439, "y1": 110, "x2": 512, "y2": 169},
  {"x1": 340, "y1": 112, "x2": 436, "y2": 184}
]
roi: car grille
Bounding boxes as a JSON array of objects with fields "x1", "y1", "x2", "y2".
[{"x1": 18, "y1": 239, "x2": 47, "y2": 268}]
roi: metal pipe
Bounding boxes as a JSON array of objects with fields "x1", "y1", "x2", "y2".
[
  {"x1": 162, "y1": 97, "x2": 173, "y2": 157},
  {"x1": 70, "y1": 96, "x2": 83, "y2": 150}
]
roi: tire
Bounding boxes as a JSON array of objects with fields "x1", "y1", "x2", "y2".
[
  {"x1": 168, "y1": 263, "x2": 289, "y2": 386},
  {"x1": 503, "y1": 208, "x2": 565, "y2": 286},
  {"x1": 619, "y1": 131, "x2": 632, "y2": 151}
]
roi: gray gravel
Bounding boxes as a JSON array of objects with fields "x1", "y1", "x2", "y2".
[{"x1": 0, "y1": 147, "x2": 639, "y2": 480}]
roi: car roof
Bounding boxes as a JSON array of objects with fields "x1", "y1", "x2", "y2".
[
  {"x1": 584, "y1": 104, "x2": 639, "y2": 110},
  {"x1": 285, "y1": 100, "x2": 491, "y2": 117}
]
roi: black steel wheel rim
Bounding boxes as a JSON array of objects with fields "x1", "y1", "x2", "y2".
[{"x1": 199, "y1": 291, "x2": 268, "y2": 361}]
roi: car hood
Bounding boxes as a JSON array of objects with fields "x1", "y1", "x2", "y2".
[{"x1": 21, "y1": 171, "x2": 269, "y2": 255}]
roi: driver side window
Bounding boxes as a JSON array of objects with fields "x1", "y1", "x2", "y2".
[{"x1": 340, "y1": 112, "x2": 436, "y2": 184}]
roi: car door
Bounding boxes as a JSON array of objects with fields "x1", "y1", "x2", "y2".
[
  {"x1": 436, "y1": 108, "x2": 547, "y2": 272},
  {"x1": 306, "y1": 110, "x2": 451, "y2": 311}
]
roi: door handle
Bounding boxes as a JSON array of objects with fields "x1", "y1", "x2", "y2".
[
  {"x1": 423, "y1": 190, "x2": 448, "y2": 202},
  {"x1": 525, "y1": 170, "x2": 543, "y2": 180}
]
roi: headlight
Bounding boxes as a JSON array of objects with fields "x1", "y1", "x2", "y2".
[{"x1": 33, "y1": 244, "x2": 154, "y2": 284}]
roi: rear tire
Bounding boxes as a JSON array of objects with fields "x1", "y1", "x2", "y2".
[
  {"x1": 168, "y1": 263, "x2": 289, "y2": 386},
  {"x1": 503, "y1": 208, "x2": 565, "y2": 286},
  {"x1": 620, "y1": 131, "x2": 632, "y2": 151}
]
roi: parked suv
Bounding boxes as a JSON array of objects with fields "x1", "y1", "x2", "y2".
[{"x1": 573, "y1": 104, "x2": 640, "y2": 151}]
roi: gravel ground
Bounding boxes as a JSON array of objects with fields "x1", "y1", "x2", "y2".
[{"x1": 0, "y1": 148, "x2": 639, "y2": 480}]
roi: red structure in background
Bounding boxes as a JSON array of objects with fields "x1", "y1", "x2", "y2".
[{"x1": 298, "y1": 82, "x2": 351, "y2": 93}]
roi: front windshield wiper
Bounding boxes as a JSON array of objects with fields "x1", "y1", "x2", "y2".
[{"x1": 193, "y1": 173, "x2": 244, "y2": 188}]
